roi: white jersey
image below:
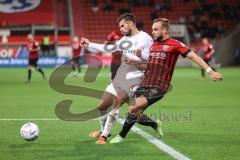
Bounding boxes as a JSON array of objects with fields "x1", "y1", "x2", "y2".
[
  {"x1": 116, "y1": 31, "x2": 153, "y2": 61},
  {"x1": 89, "y1": 31, "x2": 153, "y2": 78},
  {"x1": 89, "y1": 31, "x2": 153, "y2": 97}
]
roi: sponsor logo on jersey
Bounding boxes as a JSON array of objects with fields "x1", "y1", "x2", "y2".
[
  {"x1": 163, "y1": 45, "x2": 169, "y2": 51},
  {"x1": 151, "y1": 52, "x2": 167, "y2": 59}
]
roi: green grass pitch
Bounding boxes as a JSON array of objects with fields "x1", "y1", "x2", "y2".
[{"x1": 0, "y1": 67, "x2": 240, "y2": 160}]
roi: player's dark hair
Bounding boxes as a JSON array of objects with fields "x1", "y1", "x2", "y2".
[
  {"x1": 117, "y1": 13, "x2": 136, "y2": 24},
  {"x1": 153, "y1": 18, "x2": 170, "y2": 30}
]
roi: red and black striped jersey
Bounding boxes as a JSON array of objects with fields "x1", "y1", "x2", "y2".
[
  {"x1": 202, "y1": 43, "x2": 214, "y2": 61},
  {"x1": 27, "y1": 40, "x2": 39, "y2": 59},
  {"x1": 141, "y1": 38, "x2": 191, "y2": 93},
  {"x1": 72, "y1": 41, "x2": 81, "y2": 57},
  {"x1": 107, "y1": 31, "x2": 123, "y2": 65}
]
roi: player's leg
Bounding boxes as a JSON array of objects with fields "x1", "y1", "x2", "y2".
[
  {"x1": 27, "y1": 64, "x2": 33, "y2": 83},
  {"x1": 120, "y1": 95, "x2": 148, "y2": 138},
  {"x1": 77, "y1": 58, "x2": 81, "y2": 74},
  {"x1": 110, "y1": 87, "x2": 164, "y2": 143},
  {"x1": 201, "y1": 60, "x2": 210, "y2": 79},
  {"x1": 201, "y1": 69, "x2": 205, "y2": 79},
  {"x1": 71, "y1": 57, "x2": 78, "y2": 76},
  {"x1": 71, "y1": 60, "x2": 76, "y2": 71},
  {"x1": 89, "y1": 84, "x2": 117, "y2": 138},
  {"x1": 109, "y1": 95, "x2": 147, "y2": 143},
  {"x1": 97, "y1": 90, "x2": 128, "y2": 144},
  {"x1": 35, "y1": 59, "x2": 45, "y2": 79}
]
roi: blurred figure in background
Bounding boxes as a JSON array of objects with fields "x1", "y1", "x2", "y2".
[
  {"x1": 200, "y1": 38, "x2": 216, "y2": 80},
  {"x1": 41, "y1": 35, "x2": 50, "y2": 56},
  {"x1": 26, "y1": 34, "x2": 45, "y2": 83},
  {"x1": 71, "y1": 36, "x2": 82, "y2": 76},
  {"x1": 106, "y1": 31, "x2": 123, "y2": 81}
]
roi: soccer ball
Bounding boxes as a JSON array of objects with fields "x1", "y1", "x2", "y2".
[{"x1": 20, "y1": 123, "x2": 40, "y2": 141}]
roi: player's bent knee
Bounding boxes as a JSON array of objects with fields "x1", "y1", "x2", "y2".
[{"x1": 97, "y1": 98, "x2": 114, "y2": 111}]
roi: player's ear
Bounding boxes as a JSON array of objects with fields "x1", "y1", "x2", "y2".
[
  {"x1": 128, "y1": 21, "x2": 134, "y2": 27},
  {"x1": 163, "y1": 28, "x2": 168, "y2": 34}
]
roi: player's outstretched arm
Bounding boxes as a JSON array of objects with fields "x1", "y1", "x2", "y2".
[
  {"x1": 80, "y1": 37, "x2": 119, "y2": 53},
  {"x1": 187, "y1": 51, "x2": 223, "y2": 81}
]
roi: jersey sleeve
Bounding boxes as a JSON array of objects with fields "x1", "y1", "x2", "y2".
[
  {"x1": 89, "y1": 37, "x2": 123, "y2": 53},
  {"x1": 140, "y1": 36, "x2": 153, "y2": 60},
  {"x1": 176, "y1": 41, "x2": 191, "y2": 58}
]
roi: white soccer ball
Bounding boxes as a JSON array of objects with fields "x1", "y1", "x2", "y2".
[{"x1": 20, "y1": 123, "x2": 40, "y2": 141}]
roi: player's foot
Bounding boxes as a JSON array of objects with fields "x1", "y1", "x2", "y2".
[
  {"x1": 96, "y1": 136, "x2": 107, "y2": 144},
  {"x1": 25, "y1": 80, "x2": 31, "y2": 84},
  {"x1": 155, "y1": 120, "x2": 163, "y2": 138},
  {"x1": 89, "y1": 131, "x2": 101, "y2": 138},
  {"x1": 109, "y1": 135, "x2": 124, "y2": 144}
]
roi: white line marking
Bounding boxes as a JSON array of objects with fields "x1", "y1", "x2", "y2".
[
  {"x1": 1, "y1": 118, "x2": 191, "y2": 159},
  {"x1": 118, "y1": 118, "x2": 191, "y2": 160}
]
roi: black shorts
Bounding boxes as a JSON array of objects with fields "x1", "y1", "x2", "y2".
[
  {"x1": 72, "y1": 56, "x2": 81, "y2": 64},
  {"x1": 110, "y1": 63, "x2": 120, "y2": 80},
  {"x1": 29, "y1": 58, "x2": 38, "y2": 67},
  {"x1": 135, "y1": 86, "x2": 164, "y2": 106},
  {"x1": 204, "y1": 60, "x2": 210, "y2": 65}
]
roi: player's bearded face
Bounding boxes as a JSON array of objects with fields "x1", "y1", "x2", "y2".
[
  {"x1": 153, "y1": 30, "x2": 163, "y2": 42},
  {"x1": 124, "y1": 28, "x2": 132, "y2": 36},
  {"x1": 119, "y1": 21, "x2": 132, "y2": 36},
  {"x1": 154, "y1": 33, "x2": 163, "y2": 42},
  {"x1": 152, "y1": 23, "x2": 164, "y2": 42}
]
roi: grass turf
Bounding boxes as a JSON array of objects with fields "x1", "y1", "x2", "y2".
[{"x1": 0, "y1": 67, "x2": 239, "y2": 160}]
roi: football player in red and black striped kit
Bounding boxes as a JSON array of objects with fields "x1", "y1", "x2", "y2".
[
  {"x1": 106, "y1": 31, "x2": 123, "y2": 80},
  {"x1": 71, "y1": 36, "x2": 82, "y2": 76},
  {"x1": 110, "y1": 18, "x2": 223, "y2": 143},
  {"x1": 26, "y1": 34, "x2": 45, "y2": 83},
  {"x1": 200, "y1": 38, "x2": 216, "y2": 80}
]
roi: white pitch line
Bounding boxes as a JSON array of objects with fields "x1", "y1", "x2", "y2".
[
  {"x1": 1, "y1": 118, "x2": 191, "y2": 159},
  {"x1": 118, "y1": 118, "x2": 191, "y2": 160}
]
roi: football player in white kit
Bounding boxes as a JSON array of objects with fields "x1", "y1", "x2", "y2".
[{"x1": 81, "y1": 13, "x2": 162, "y2": 144}]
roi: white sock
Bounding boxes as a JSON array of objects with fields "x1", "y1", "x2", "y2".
[
  {"x1": 101, "y1": 108, "x2": 120, "y2": 138},
  {"x1": 99, "y1": 110, "x2": 108, "y2": 132}
]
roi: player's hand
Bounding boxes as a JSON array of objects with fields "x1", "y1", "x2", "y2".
[
  {"x1": 135, "y1": 49, "x2": 142, "y2": 57},
  {"x1": 80, "y1": 38, "x2": 90, "y2": 47},
  {"x1": 208, "y1": 71, "x2": 223, "y2": 81}
]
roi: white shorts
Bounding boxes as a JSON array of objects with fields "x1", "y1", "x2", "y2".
[
  {"x1": 105, "y1": 83, "x2": 118, "y2": 96},
  {"x1": 105, "y1": 76, "x2": 141, "y2": 99}
]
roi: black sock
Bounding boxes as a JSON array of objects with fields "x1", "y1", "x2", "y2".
[
  {"x1": 28, "y1": 69, "x2": 32, "y2": 81},
  {"x1": 78, "y1": 67, "x2": 81, "y2": 73},
  {"x1": 137, "y1": 114, "x2": 158, "y2": 129},
  {"x1": 119, "y1": 113, "x2": 137, "y2": 138},
  {"x1": 201, "y1": 69, "x2": 205, "y2": 77},
  {"x1": 72, "y1": 65, "x2": 75, "y2": 71},
  {"x1": 37, "y1": 68, "x2": 45, "y2": 78}
]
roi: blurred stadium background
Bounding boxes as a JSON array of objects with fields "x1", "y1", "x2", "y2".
[
  {"x1": 0, "y1": 0, "x2": 239, "y2": 67},
  {"x1": 0, "y1": 1, "x2": 240, "y2": 160}
]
